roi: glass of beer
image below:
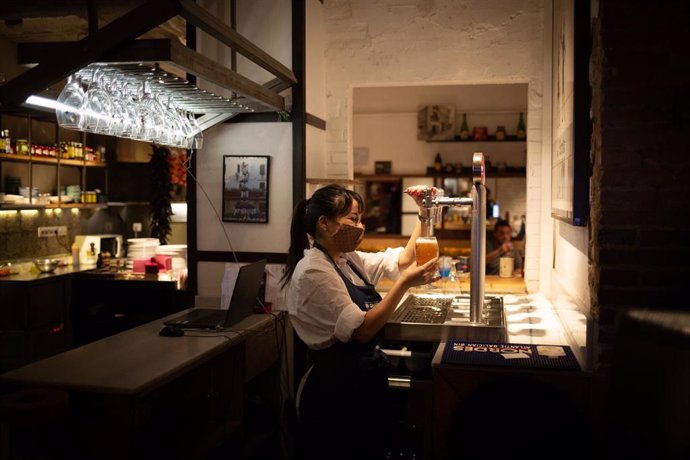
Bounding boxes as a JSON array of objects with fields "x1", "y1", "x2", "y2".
[{"x1": 415, "y1": 236, "x2": 439, "y2": 289}]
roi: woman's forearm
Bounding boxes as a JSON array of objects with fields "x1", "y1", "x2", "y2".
[{"x1": 352, "y1": 276, "x2": 411, "y2": 343}]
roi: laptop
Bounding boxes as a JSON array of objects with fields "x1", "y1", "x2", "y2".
[{"x1": 165, "y1": 259, "x2": 267, "y2": 329}]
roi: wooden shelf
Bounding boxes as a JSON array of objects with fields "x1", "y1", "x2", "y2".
[
  {"x1": 355, "y1": 167, "x2": 526, "y2": 180},
  {"x1": 0, "y1": 203, "x2": 108, "y2": 210},
  {"x1": 48, "y1": 203, "x2": 108, "y2": 209},
  {"x1": 426, "y1": 135, "x2": 526, "y2": 143},
  {"x1": 0, "y1": 153, "x2": 106, "y2": 167}
]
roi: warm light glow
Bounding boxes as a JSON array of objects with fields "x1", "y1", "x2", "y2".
[
  {"x1": 71, "y1": 208, "x2": 80, "y2": 215},
  {"x1": 0, "y1": 210, "x2": 18, "y2": 218},
  {"x1": 19, "y1": 209, "x2": 39, "y2": 217},
  {"x1": 53, "y1": 208, "x2": 62, "y2": 215}
]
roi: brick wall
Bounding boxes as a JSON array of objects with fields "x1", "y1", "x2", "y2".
[{"x1": 591, "y1": 0, "x2": 690, "y2": 369}]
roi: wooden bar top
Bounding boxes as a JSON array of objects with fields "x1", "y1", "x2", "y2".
[{"x1": 0, "y1": 310, "x2": 276, "y2": 396}]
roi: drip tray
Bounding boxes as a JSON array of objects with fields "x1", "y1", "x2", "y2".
[{"x1": 385, "y1": 294, "x2": 507, "y2": 343}]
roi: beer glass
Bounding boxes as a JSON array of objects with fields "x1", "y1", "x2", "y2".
[{"x1": 415, "y1": 236, "x2": 439, "y2": 289}]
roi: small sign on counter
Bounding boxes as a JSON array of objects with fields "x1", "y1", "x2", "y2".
[{"x1": 442, "y1": 341, "x2": 580, "y2": 370}]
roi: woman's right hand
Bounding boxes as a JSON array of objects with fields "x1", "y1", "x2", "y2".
[{"x1": 401, "y1": 257, "x2": 441, "y2": 288}]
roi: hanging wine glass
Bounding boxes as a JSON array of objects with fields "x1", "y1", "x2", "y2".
[
  {"x1": 109, "y1": 81, "x2": 128, "y2": 136},
  {"x1": 56, "y1": 74, "x2": 86, "y2": 130},
  {"x1": 178, "y1": 109, "x2": 195, "y2": 149},
  {"x1": 83, "y1": 68, "x2": 114, "y2": 134},
  {"x1": 188, "y1": 112, "x2": 203, "y2": 149}
]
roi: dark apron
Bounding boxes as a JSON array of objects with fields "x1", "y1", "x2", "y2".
[{"x1": 298, "y1": 244, "x2": 389, "y2": 460}]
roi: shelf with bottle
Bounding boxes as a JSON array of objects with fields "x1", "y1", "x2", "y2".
[
  {"x1": 425, "y1": 166, "x2": 526, "y2": 177},
  {"x1": 427, "y1": 134, "x2": 526, "y2": 143},
  {"x1": 0, "y1": 203, "x2": 109, "y2": 211},
  {"x1": 354, "y1": 166, "x2": 526, "y2": 181},
  {"x1": 427, "y1": 111, "x2": 528, "y2": 143},
  {"x1": 1, "y1": 112, "x2": 110, "y2": 210},
  {"x1": 0, "y1": 151, "x2": 106, "y2": 167}
]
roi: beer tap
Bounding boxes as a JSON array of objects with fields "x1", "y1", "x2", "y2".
[{"x1": 422, "y1": 152, "x2": 487, "y2": 324}]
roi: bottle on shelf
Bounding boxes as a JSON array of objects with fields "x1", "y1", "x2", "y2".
[
  {"x1": 459, "y1": 113, "x2": 470, "y2": 140},
  {"x1": 517, "y1": 112, "x2": 526, "y2": 140},
  {"x1": 495, "y1": 125, "x2": 506, "y2": 141},
  {"x1": 434, "y1": 152, "x2": 443, "y2": 172},
  {"x1": 0, "y1": 129, "x2": 6, "y2": 153}
]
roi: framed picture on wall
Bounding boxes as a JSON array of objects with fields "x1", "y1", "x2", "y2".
[
  {"x1": 417, "y1": 105, "x2": 456, "y2": 141},
  {"x1": 551, "y1": 0, "x2": 590, "y2": 226},
  {"x1": 222, "y1": 155, "x2": 270, "y2": 223}
]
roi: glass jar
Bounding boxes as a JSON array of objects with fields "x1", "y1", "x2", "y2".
[{"x1": 16, "y1": 139, "x2": 29, "y2": 155}]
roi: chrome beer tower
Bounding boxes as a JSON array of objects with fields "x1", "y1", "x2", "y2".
[{"x1": 422, "y1": 152, "x2": 487, "y2": 324}]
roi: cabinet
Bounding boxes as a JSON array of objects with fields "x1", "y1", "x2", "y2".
[
  {"x1": 0, "y1": 112, "x2": 109, "y2": 209},
  {"x1": 0, "y1": 277, "x2": 70, "y2": 373}
]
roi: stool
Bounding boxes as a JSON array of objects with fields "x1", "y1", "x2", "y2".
[{"x1": 0, "y1": 388, "x2": 69, "y2": 460}]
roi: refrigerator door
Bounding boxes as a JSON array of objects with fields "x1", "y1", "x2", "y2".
[
  {"x1": 401, "y1": 177, "x2": 435, "y2": 212},
  {"x1": 401, "y1": 177, "x2": 435, "y2": 235}
]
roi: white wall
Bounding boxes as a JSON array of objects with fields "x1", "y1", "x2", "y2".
[
  {"x1": 306, "y1": 0, "x2": 328, "y2": 180},
  {"x1": 322, "y1": 0, "x2": 545, "y2": 291},
  {"x1": 194, "y1": 122, "x2": 292, "y2": 298},
  {"x1": 194, "y1": 0, "x2": 293, "y2": 300},
  {"x1": 237, "y1": 0, "x2": 293, "y2": 84}
]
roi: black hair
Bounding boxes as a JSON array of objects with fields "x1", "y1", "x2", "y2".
[
  {"x1": 281, "y1": 184, "x2": 364, "y2": 288},
  {"x1": 494, "y1": 219, "x2": 510, "y2": 231}
]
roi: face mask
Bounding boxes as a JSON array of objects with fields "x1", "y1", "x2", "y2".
[{"x1": 331, "y1": 222, "x2": 364, "y2": 253}]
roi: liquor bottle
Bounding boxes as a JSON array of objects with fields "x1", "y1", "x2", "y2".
[
  {"x1": 0, "y1": 129, "x2": 5, "y2": 153},
  {"x1": 516, "y1": 112, "x2": 526, "y2": 140},
  {"x1": 3, "y1": 130, "x2": 11, "y2": 154},
  {"x1": 434, "y1": 152, "x2": 443, "y2": 172},
  {"x1": 459, "y1": 113, "x2": 470, "y2": 140}
]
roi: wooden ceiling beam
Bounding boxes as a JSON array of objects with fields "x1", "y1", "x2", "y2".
[
  {"x1": 168, "y1": 40, "x2": 285, "y2": 111},
  {"x1": 0, "y1": 0, "x2": 179, "y2": 109},
  {"x1": 0, "y1": 0, "x2": 146, "y2": 21},
  {"x1": 17, "y1": 39, "x2": 174, "y2": 64},
  {"x1": 177, "y1": 0, "x2": 297, "y2": 86}
]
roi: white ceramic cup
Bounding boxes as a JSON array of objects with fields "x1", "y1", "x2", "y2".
[{"x1": 499, "y1": 256, "x2": 514, "y2": 278}]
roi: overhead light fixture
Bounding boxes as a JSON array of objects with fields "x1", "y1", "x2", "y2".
[{"x1": 24, "y1": 95, "x2": 61, "y2": 111}]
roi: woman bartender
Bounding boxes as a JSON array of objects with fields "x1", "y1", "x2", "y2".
[{"x1": 282, "y1": 184, "x2": 439, "y2": 460}]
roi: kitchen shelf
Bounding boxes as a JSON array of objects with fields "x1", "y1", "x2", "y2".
[
  {"x1": 427, "y1": 135, "x2": 526, "y2": 143},
  {"x1": 0, "y1": 153, "x2": 106, "y2": 167},
  {"x1": 355, "y1": 167, "x2": 526, "y2": 180}
]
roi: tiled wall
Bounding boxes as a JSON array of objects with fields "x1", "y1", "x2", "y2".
[{"x1": 0, "y1": 208, "x2": 94, "y2": 261}]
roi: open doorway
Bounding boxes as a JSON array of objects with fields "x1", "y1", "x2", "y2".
[{"x1": 352, "y1": 83, "x2": 528, "y2": 242}]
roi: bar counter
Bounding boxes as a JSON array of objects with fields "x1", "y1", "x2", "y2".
[
  {"x1": 0, "y1": 310, "x2": 283, "y2": 459},
  {"x1": 376, "y1": 274, "x2": 527, "y2": 295}
]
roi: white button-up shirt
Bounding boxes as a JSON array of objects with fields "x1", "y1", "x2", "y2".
[{"x1": 285, "y1": 246, "x2": 403, "y2": 350}]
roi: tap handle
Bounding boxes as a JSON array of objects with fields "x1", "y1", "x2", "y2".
[
  {"x1": 422, "y1": 188, "x2": 434, "y2": 209},
  {"x1": 472, "y1": 152, "x2": 485, "y2": 185}
]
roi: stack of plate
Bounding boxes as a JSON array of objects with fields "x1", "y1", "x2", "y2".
[
  {"x1": 18, "y1": 186, "x2": 39, "y2": 198},
  {"x1": 66, "y1": 185, "x2": 81, "y2": 203},
  {"x1": 155, "y1": 244, "x2": 187, "y2": 272},
  {"x1": 126, "y1": 238, "x2": 160, "y2": 269}
]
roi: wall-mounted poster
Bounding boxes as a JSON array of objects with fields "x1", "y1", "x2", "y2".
[
  {"x1": 222, "y1": 155, "x2": 270, "y2": 223},
  {"x1": 551, "y1": 0, "x2": 590, "y2": 226}
]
